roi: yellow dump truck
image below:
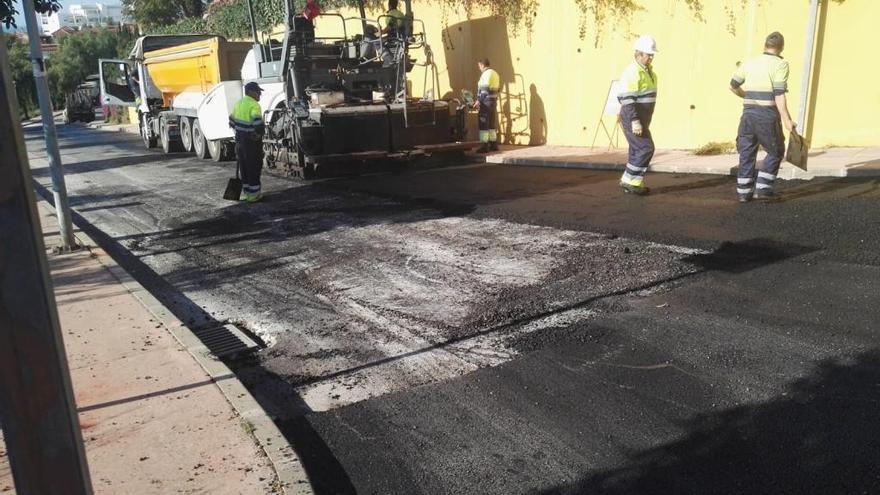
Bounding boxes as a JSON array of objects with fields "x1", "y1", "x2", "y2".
[{"x1": 99, "y1": 35, "x2": 283, "y2": 160}]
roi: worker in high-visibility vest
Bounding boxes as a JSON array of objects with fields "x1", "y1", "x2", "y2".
[
  {"x1": 473, "y1": 57, "x2": 500, "y2": 153},
  {"x1": 380, "y1": 0, "x2": 406, "y2": 67},
  {"x1": 384, "y1": 0, "x2": 405, "y2": 37},
  {"x1": 729, "y1": 31, "x2": 794, "y2": 202},
  {"x1": 617, "y1": 35, "x2": 658, "y2": 195},
  {"x1": 229, "y1": 82, "x2": 265, "y2": 203}
]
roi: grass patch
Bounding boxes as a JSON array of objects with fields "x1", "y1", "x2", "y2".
[{"x1": 693, "y1": 141, "x2": 735, "y2": 156}]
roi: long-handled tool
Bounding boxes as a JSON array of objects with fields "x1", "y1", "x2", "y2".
[{"x1": 223, "y1": 158, "x2": 242, "y2": 200}]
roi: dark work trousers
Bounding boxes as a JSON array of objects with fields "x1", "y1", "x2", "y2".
[
  {"x1": 235, "y1": 131, "x2": 263, "y2": 196},
  {"x1": 619, "y1": 104, "x2": 655, "y2": 186},
  {"x1": 478, "y1": 97, "x2": 498, "y2": 143},
  {"x1": 736, "y1": 108, "x2": 784, "y2": 195}
]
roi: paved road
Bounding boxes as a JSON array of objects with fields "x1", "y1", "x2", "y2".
[{"x1": 27, "y1": 122, "x2": 880, "y2": 494}]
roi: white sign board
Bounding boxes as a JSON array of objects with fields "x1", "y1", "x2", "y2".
[{"x1": 602, "y1": 79, "x2": 623, "y2": 116}]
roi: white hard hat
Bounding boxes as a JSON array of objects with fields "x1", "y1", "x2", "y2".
[{"x1": 633, "y1": 35, "x2": 658, "y2": 55}]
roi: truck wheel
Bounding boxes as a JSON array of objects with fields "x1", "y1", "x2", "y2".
[
  {"x1": 141, "y1": 114, "x2": 157, "y2": 149},
  {"x1": 160, "y1": 118, "x2": 182, "y2": 154},
  {"x1": 192, "y1": 119, "x2": 209, "y2": 159},
  {"x1": 180, "y1": 117, "x2": 193, "y2": 152},
  {"x1": 207, "y1": 139, "x2": 232, "y2": 162}
]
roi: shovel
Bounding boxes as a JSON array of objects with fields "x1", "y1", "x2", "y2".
[{"x1": 223, "y1": 159, "x2": 242, "y2": 201}]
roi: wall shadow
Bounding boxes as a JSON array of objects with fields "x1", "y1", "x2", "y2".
[
  {"x1": 442, "y1": 16, "x2": 542, "y2": 145},
  {"x1": 540, "y1": 350, "x2": 880, "y2": 495},
  {"x1": 529, "y1": 83, "x2": 548, "y2": 145}
]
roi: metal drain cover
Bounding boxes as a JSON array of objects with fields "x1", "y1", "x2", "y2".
[{"x1": 191, "y1": 323, "x2": 260, "y2": 358}]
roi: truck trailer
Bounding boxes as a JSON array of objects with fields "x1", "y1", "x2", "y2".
[
  {"x1": 99, "y1": 35, "x2": 284, "y2": 161},
  {"x1": 63, "y1": 76, "x2": 99, "y2": 124}
]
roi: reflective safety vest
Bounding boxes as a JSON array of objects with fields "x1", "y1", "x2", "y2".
[
  {"x1": 386, "y1": 8, "x2": 405, "y2": 35},
  {"x1": 617, "y1": 61, "x2": 657, "y2": 118},
  {"x1": 229, "y1": 95, "x2": 264, "y2": 136},
  {"x1": 477, "y1": 68, "x2": 501, "y2": 104},
  {"x1": 730, "y1": 52, "x2": 789, "y2": 110}
]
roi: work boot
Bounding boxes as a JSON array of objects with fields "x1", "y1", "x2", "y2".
[
  {"x1": 476, "y1": 143, "x2": 490, "y2": 154},
  {"x1": 620, "y1": 182, "x2": 649, "y2": 196},
  {"x1": 754, "y1": 189, "x2": 775, "y2": 200},
  {"x1": 245, "y1": 192, "x2": 264, "y2": 204},
  {"x1": 489, "y1": 141, "x2": 499, "y2": 152},
  {"x1": 737, "y1": 192, "x2": 752, "y2": 203}
]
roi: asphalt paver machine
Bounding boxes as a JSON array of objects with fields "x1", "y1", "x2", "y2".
[{"x1": 259, "y1": 0, "x2": 475, "y2": 178}]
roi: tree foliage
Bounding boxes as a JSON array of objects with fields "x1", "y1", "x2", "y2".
[
  {"x1": 45, "y1": 30, "x2": 133, "y2": 106},
  {"x1": 1, "y1": 0, "x2": 61, "y2": 29},
  {"x1": 205, "y1": 0, "x2": 286, "y2": 39},
  {"x1": 148, "y1": 15, "x2": 208, "y2": 35},
  {"x1": 4, "y1": 34, "x2": 37, "y2": 116},
  {"x1": 149, "y1": 0, "x2": 289, "y2": 39},
  {"x1": 122, "y1": 0, "x2": 204, "y2": 30}
]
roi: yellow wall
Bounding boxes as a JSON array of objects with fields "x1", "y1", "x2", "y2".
[{"x1": 323, "y1": 0, "x2": 877, "y2": 149}]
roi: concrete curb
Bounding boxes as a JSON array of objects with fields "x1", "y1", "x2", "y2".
[
  {"x1": 486, "y1": 154, "x2": 880, "y2": 180},
  {"x1": 488, "y1": 156, "x2": 624, "y2": 172},
  {"x1": 487, "y1": 155, "x2": 742, "y2": 177},
  {"x1": 38, "y1": 201, "x2": 314, "y2": 495}
]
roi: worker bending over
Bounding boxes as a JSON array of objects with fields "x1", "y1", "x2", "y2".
[
  {"x1": 729, "y1": 31, "x2": 794, "y2": 202},
  {"x1": 618, "y1": 35, "x2": 658, "y2": 195},
  {"x1": 229, "y1": 82, "x2": 265, "y2": 203},
  {"x1": 474, "y1": 57, "x2": 500, "y2": 153}
]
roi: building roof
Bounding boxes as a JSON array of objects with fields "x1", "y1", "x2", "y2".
[{"x1": 52, "y1": 26, "x2": 77, "y2": 37}]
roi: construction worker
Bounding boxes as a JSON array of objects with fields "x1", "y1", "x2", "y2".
[
  {"x1": 302, "y1": 0, "x2": 321, "y2": 23},
  {"x1": 617, "y1": 35, "x2": 658, "y2": 195},
  {"x1": 384, "y1": 0, "x2": 405, "y2": 37},
  {"x1": 379, "y1": 0, "x2": 406, "y2": 67},
  {"x1": 473, "y1": 57, "x2": 500, "y2": 153},
  {"x1": 229, "y1": 82, "x2": 265, "y2": 203},
  {"x1": 729, "y1": 31, "x2": 794, "y2": 202}
]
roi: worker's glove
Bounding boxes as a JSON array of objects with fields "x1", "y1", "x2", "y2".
[{"x1": 632, "y1": 120, "x2": 643, "y2": 136}]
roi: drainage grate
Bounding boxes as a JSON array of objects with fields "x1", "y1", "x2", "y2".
[{"x1": 191, "y1": 323, "x2": 260, "y2": 358}]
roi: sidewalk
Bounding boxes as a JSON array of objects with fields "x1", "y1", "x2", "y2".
[
  {"x1": 485, "y1": 144, "x2": 880, "y2": 180},
  {"x1": 1, "y1": 202, "x2": 284, "y2": 494}
]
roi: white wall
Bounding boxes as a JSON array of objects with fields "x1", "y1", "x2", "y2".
[{"x1": 39, "y1": 2, "x2": 126, "y2": 34}]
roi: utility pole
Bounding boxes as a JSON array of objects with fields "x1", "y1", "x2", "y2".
[
  {"x1": 0, "y1": 40, "x2": 93, "y2": 495},
  {"x1": 21, "y1": 0, "x2": 77, "y2": 250}
]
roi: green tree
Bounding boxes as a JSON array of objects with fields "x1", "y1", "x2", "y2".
[
  {"x1": 204, "y1": 0, "x2": 285, "y2": 39},
  {"x1": 148, "y1": 15, "x2": 208, "y2": 35},
  {"x1": 1, "y1": 0, "x2": 62, "y2": 29},
  {"x1": 122, "y1": 0, "x2": 204, "y2": 30},
  {"x1": 146, "y1": 0, "x2": 288, "y2": 39},
  {"x1": 3, "y1": 34, "x2": 37, "y2": 118},
  {"x1": 45, "y1": 30, "x2": 132, "y2": 107}
]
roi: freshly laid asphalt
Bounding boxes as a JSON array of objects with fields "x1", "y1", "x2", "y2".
[{"x1": 26, "y1": 122, "x2": 880, "y2": 494}]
